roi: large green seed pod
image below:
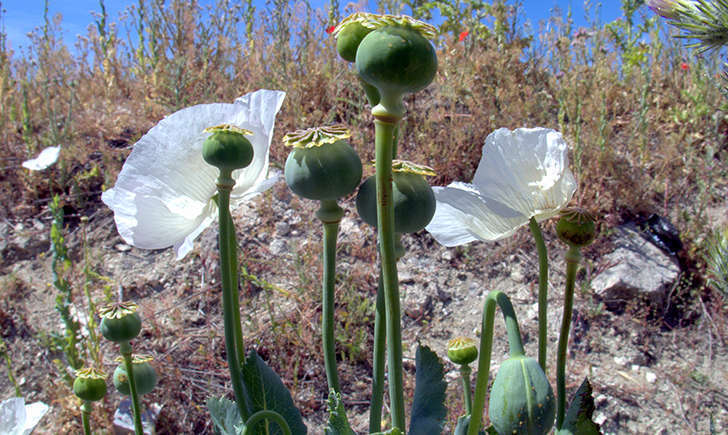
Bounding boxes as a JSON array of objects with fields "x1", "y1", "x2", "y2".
[
  {"x1": 202, "y1": 124, "x2": 254, "y2": 171},
  {"x1": 113, "y1": 356, "x2": 157, "y2": 396},
  {"x1": 284, "y1": 126, "x2": 362, "y2": 201},
  {"x1": 556, "y1": 208, "x2": 596, "y2": 248},
  {"x1": 99, "y1": 302, "x2": 142, "y2": 343},
  {"x1": 356, "y1": 161, "x2": 436, "y2": 234},
  {"x1": 73, "y1": 367, "x2": 107, "y2": 402},
  {"x1": 355, "y1": 25, "x2": 437, "y2": 98},
  {"x1": 488, "y1": 355, "x2": 556, "y2": 435}
]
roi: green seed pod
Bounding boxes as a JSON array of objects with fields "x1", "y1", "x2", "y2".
[
  {"x1": 556, "y1": 208, "x2": 596, "y2": 248},
  {"x1": 488, "y1": 356, "x2": 556, "y2": 435},
  {"x1": 113, "y1": 355, "x2": 157, "y2": 396},
  {"x1": 99, "y1": 302, "x2": 142, "y2": 343},
  {"x1": 356, "y1": 24, "x2": 437, "y2": 98},
  {"x1": 356, "y1": 161, "x2": 436, "y2": 234},
  {"x1": 73, "y1": 367, "x2": 107, "y2": 402},
  {"x1": 335, "y1": 17, "x2": 372, "y2": 62},
  {"x1": 447, "y1": 337, "x2": 478, "y2": 366},
  {"x1": 202, "y1": 124, "x2": 254, "y2": 171},
  {"x1": 283, "y1": 126, "x2": 362, "y2": 201}
]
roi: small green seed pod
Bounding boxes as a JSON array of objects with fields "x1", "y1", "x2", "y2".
[
  {"x1": 356, "y1": 24, "x2": 437, "y2": 98},
  {"x1": 113, "y1": 355, "x2": 157, "y2": 396},
  {"x1": 488, "y1": 356, "x2": 556, "y2": 435},
  {"x1": 202, "y1": 124, "x2": 254, "y2": 171},
  {"x1": 556, "y1": 208, "x2": 596, "y2": 248},
  {"x1": 356, "y1": 161, "x2": 436, "y2": 234},
  {"x1": 334, "y1": 14, "x2": 373, "y2": 62},
  {"x1": 99, "y1": 302, "x2": 142, "y2": 343},
  {"x1": 73, "y1": 367, "x2": 107, "y2": 402},
  {"x1": 447, "y1": 337, "x2": 478, "y2": 366},
  {"x1": 283, "y1": 126, "x2": 362, "y2": 201}
]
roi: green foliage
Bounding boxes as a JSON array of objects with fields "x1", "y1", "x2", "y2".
[
  {"x1": 556, "y1": 378, "x2": 601, "y2": 435},
  {"x1": 49, "y1": 195, "x2": 83, "y2": 373},
  {"x1": 705, "y1": 227, "x2": 728, "y2": 299},
  {"x1": 409, "y1": 345, "x2": 448, "y2": 434},
  {"x1": 324, "y1": 390, "x2": 355, "y2": 435},
  {"x1": 240, "y1": 350, "x2": 307, "y2": 435},
  {"x1": 208, "y1": 396, "x2": 244, "y2": 435}
]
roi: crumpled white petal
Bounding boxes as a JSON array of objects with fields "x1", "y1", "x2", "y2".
[
  {"x1": 102, "y1": 89, "x2": 285, "y2": 259},
  {"x1": 22, "y1": 146, "x2": 60, "y2": 171},
  {"x1": 426, "y1": 127, "x2": 576, "y2": 247},
  {"x1": 0, "y1": 397, "x2": 50, "y2": 435}
]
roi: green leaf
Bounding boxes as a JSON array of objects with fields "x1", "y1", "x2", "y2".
[
  {"x1": 556, "y1": 377, "x2": 601, "y2": 435},
  {"x1": 409, "y1": 345, "x2": 447, "y2": 435},
  {"x1": 241, "y1": 350, "x2": 307, "y2": 435},
  {"x1": 324, "y1": 390, "x2": 355, "y2": 435},
  {"x1": 207, "y1": 396, "x2": 242, "y2": 435}
]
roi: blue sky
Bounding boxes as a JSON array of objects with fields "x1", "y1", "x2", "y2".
[{"x1": 1, "y1": 1, "x2": 642, "y2": 52}]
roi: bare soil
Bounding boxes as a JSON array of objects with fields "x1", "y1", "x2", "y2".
[{"x1": 1, "y1": 181, "x2": 727, "y2": 434}]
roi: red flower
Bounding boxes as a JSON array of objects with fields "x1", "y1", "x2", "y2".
[
  {"x1": 458, "y1": 30, "x2": 469, "y2": 42},
  {"x1": 680, "y1": 62, "x2": 689, "y2": 71},
  {"x1": 326, "y1": 25, "x2": 336, "y2": 35}
]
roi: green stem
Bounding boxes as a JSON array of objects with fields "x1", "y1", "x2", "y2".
[
  {"x1": 374, "y1": 117, "x2": 406, "y2": 431},
  {"x1": 460, "y1": 365, "x2": 473, "y2": 415},
  {"x1": 369, "y1": 267, "x2": 386, "y2": 433},
  {"x1": 528, "y1": 217, "x2": 549, "y2": 373},
  {"x1": 242, "y1": 410, "x2": 292, "y2": 435},
  {"x1": 81, "y1": 401, "x2": 92, "y2": 435},
  {"x1": 120, "y1": 342, "x2": 143, "y2": 435},
  {"x1": 318, "y1": 199, "x2": 344, "y2": 394},
  {"x1": 556, "y1": 245, "x2": 581, "y2": 429},
  {"x1": 217, "y1": 171, "x2": 251, "y2": 422},
  {"x1": 468, "y1": 291, "x2": 525, "y2": 435}
]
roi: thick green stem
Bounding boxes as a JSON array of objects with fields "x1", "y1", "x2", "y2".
[
  {"x1": 556, "y1": 246, "x2": 581, "y2": 429},
  {"x1": 369, "y1": 271, "x2": 386, "y2": 433},
  {"x1": 80, "y1": 401, "x2": 92, "y2": 435},
  {"x1": 468, "y1": 291, "x2": 525, "y2": 435},
  {"x1": 242, "y1": 410, "x2": 292, "y2": 435},
  {"x1": 120, "y1": 342, "x2": 143, "y2": 435},
  {"x1": 528, "y1": 217, "x2": 549, "y2": 373},
  {"x1": 374, "y1": 117, "x2": 406, "y2": 431},
  {"x1": 460, "y1": 365, "x2": 473, "y2": 415},
  {"x1": 318, "y1": 199, "x2": 344, "y2": 394},
  {"x1": 217, "y1": 171, "x2": 251, "y2": 422}
]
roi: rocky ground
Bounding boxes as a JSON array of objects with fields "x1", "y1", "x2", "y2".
[{"x1": 1, "y1": 180, "x2": 727, "y2": 434}]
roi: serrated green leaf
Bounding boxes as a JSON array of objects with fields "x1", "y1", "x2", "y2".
[
  {"x1": 241, "y1": 350, "x2": 307, "y2": 435},
  {"x1": 207, "y1": 396, "x2": 242, "y2": 435},
  {"x1": 324, "y1": 390, "x2": 355, "y2": 435},
  {"x1": 556, "y1": 377, "x2": 601, "y2": 435},
  {"x1": 409, "y1": 345, "x2": 447, "y2": 435}
]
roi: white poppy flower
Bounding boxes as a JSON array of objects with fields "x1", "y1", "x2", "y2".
[
  {"x1": 102, "y1": 89, "x2": 286, "y2": 259},
  {"x1": 426, "y1": 127, "x2": 577, "y2": 247},
  {"x1": 22, "y1": 146, "x2": 61, "y2": 170}
]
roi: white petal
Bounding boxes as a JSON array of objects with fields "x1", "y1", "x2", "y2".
[
  {"x1": 425, "y1": 182, "x2": 528, "y2": 246},
  {"x1": 103, "y1": 89, "x2": 286, "y2": 258},
  {"x1": 472, "y1": 127, "x2": 576, "y2": 220},
  {"x1": 22, "y1": 146, "x2": 60, "y2": 171}
]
